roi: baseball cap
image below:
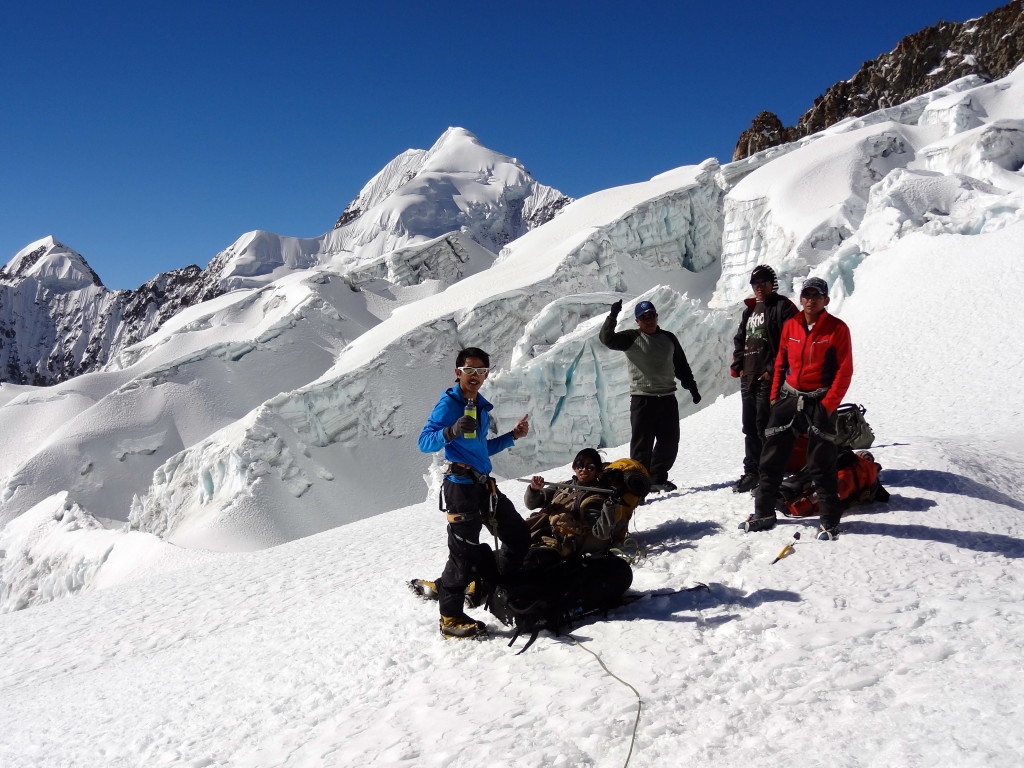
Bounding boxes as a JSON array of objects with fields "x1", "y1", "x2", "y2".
[
  {"x1": 634, "y1": 300, "x2": 657, "y2": 318},
  {"x1": 801, "y1": 277, "x2": 829, "y2": 297},
  {"x1": 749, "y1": 265, "x2": 776, "y2": 285}
]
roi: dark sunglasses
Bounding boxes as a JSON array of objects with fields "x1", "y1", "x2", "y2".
[
  {"x1": 800, "y1": 291, "x2": 825, "y2": 301},
  {"x1": 573, "y1": 463, "x2": 599, "y2": 472}
]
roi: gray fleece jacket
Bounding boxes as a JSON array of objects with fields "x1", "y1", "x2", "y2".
[{"x1": 599, "y1": 310, "x2": 698, "y2": 397}]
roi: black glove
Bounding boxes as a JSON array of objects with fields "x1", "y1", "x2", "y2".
[
  {"x1": 610, "y1": 299, "x2": 622, "y2": 317},
  {"x1": 690, "y1": 389, "x2": 702, "y2": 405},
  {"x1": 443, "y1": 415, "x2": 477, "y2": 441},
  {"x1": 600, "y1": 468, "x2": 625, "y2": 492}
]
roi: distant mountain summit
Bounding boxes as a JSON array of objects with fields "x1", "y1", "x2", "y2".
[
  {"x1": 733, "y1": 0, "x2": 1024, "y2": 160},
  {"x1": 0, "y1": 129, "x2": 571, "y2": 385},
  {"x1": 332, "y1": 127, "x2": 570, "y2": 253},
  {"x1": 0, "y1": 238, "x2": 223, "y2": 384}
]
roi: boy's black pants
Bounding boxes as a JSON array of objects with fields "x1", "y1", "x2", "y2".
[
  {"x1": 438, "y1": 479, "x2": 529, "y2": 617},
  {"x1": 740, "y1": 374, "x2": 773, "y2": 475}
]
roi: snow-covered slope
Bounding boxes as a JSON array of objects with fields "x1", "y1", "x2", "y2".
[
  {"x1": 714, "y1": 73, "x2": 1024, "y2": 305},
  {"x1": 2, "y1": 67, "x2": 1024, "y2": 617},
  {"x1": 1, "y1": 222, "x2": 1022, "y2": 765}
]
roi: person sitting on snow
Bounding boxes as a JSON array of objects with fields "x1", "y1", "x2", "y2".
[
  {"x1": 524, "y1": 448, "x2": 611, "y2": 557},
  {"x1": 525, "y1": 448, "x2": 650, "y2": 558}
]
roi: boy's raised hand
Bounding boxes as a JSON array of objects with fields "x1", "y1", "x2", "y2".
[{"x1": 513, "y1": 414, "x2": 530, "y2": 439}]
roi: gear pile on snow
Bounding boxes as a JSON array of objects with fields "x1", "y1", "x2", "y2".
[{"x1": 485, "y1": 550, "x2": 634, "y2": 653}]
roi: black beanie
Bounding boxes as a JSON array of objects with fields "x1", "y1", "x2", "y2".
[{"x1": 749, "y1": 265, "x2": 778, "y2": 290}]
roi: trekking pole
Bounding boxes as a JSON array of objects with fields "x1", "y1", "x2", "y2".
[{"x1": 771, "y1": 532, "x2": 801, "y2": 564}]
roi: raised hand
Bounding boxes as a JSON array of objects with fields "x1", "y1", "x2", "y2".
[{"x1": 512, "y1": 413, "x2": 530, "y2": 439}]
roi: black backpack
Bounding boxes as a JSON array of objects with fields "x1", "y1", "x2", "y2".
[
  {"x1": 833, "y1": 403, "x2": 875, "y2": 449},
  {"x1": 485, "y1": 551, "x2": 633, "y2": 652}
]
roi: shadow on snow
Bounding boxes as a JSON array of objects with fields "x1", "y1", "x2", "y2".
[
  {"x1": 635, "y1": 519, "x2": 723, "y2": 556},
  {"x1": 882, "y1": 468, "x2": 1024, "y2": 512},
  {"x1": 848, "y1": 520, "x2": 1024, "y2": 558}
]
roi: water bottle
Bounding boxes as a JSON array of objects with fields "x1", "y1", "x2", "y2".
[{"x1": 463, "y1": 400, "x2": 477, "y2": 439}]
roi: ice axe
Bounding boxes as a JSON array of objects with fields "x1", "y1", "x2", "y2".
[
  {"x1": 771, "y1": 531, "x2": 801, "y2": 564},
  {"x1": 515, "y1": 478, "x2": 615, "y2": 495}
]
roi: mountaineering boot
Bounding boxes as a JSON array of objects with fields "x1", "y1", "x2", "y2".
[
  {"x1": 739, "y1": 513, "x2": 777, "y2": 533},
  {"x1": 816, "y1": 525, "x2": 840, "y2": 541},
  {"x1": 649, "y1": 480, "x2": 677, "y2": 493},
  {"x1": 732, "y1": 473, "x2": 758, "y2": 494},
  {"x1": 409, "y1": 579, "x2": 439, "y2": 600},
  {"x1": 439, "y1": 613, "x2": 488, "y2": 640},
  {"x1": 464, "y1": 580, "x2": 488, "y2": 609}
]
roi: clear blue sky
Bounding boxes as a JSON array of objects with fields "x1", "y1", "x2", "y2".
[{"x1": 1, "y1": 0, "x2": 1003, "y2": 289}]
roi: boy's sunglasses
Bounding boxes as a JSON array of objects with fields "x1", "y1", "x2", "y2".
[{"x1": 457, "y1": 366, "x2": 490, "y2": 375}]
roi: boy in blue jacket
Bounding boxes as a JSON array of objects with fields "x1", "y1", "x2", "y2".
[{"x1": 418, "y1": 347, "x2": 530, "y2": 639}]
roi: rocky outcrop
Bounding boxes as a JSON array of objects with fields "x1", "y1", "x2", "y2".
[
  {"x1": 0, "y1": 238, "x2": 224, "y2": 385},
  {"x1": 733, "y1": 1, "x2": 1024, "y2": 160},
  {"x1": 732, "y1": 112, "x2": 793, "y2": 166}
]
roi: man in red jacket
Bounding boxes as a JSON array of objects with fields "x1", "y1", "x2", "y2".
[{"x1": 740, "y1": 276, "x2": 853, "y2": 540}]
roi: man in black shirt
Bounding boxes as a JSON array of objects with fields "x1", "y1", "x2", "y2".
[{"x1": 729, "y1": 265, "x2": 797, "y2": 493}]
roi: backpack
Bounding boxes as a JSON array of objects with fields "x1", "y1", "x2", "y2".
[
  {"x1": 833, "y1": 403, "x2": 875, "y2": 450},
  {"x1": 593, "y1": 458, "x2": 651, "y2": 543},
  {"x1": 485, "y1": 551, "x2": 633, "y2": 652},
  {"x1": 778, "y1": 449, "x2": 889, "y2": 517}
]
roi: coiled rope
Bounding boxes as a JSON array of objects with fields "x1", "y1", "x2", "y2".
[{"x1": 567, "y1": 633, "x2": 642, "y2": 768}]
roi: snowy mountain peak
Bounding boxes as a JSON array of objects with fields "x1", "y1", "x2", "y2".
[
  {"x1": 335, "y1": 127, "x2": 519, "y2": 231},
  {"x1": 1, "y1": 236, "x2": 102, "y2": 291},
  {"x1": 421, "y1": 126, "x2": 515, "y2": 176},
  {"x1": 1, "y1": 130, "x2": 570, "y2": 386},
  {"x1": 329, "y1": 127, "x2": 572, "y2": 256},
  {"x1": 427, "y1": 125, "x2": 482, "y2": 151}
]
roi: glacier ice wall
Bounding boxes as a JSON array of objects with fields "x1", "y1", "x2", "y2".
[
  {"x1": 127, "y1": 164, "x2": 728, "y2": 548},
  {"x1": 711, "y1": 74, "x2": 1010, "y2": 307}
]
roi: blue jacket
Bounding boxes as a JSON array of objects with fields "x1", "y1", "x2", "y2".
[{"x1": 418, "y1": 385, "x2": 515, "y2": 483}]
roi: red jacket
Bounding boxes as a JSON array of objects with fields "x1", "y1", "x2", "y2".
[{"x1": 771, "y1": 310, "x2": 853, "y2": 413}]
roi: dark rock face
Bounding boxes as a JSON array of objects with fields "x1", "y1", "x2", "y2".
[
  {"x1": 0, "y1": 255, "x2": 225, "y2": 386},
  {"x1": 114, "y1": 265, "x2": 226, "y2": 351},
  {"x1": 733, "y1": 112, "x2": 794, "y2": 165},
  {"x1": 733, "y1": 1, "x2": 1024, "y2": 160}
]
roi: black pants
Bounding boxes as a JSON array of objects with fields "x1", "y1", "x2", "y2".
[
  {"x1": 630, "y1": 394, "x2": 680, "y2": 484},
  {"x1": 740, "y1": 374, "x2": 773, "y2": 474},
  {"x1": 438, "y1": 479, "x2": 530, "y2": 617},
  {"x1": 754, "y1": 392, "x2": 842, "y2": 528}
]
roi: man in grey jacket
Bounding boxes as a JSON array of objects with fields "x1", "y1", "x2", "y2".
[{"x1": 599, "y1": 299, "x2": 701, "y2": 492}]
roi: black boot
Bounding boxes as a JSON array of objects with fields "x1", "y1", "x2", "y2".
[
  {"x1": 732, "y1": 473, "x2": 758, "y2": 494},
  {"x1": 739, "y1": 513, "x2": 777, "y2": 532}
]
